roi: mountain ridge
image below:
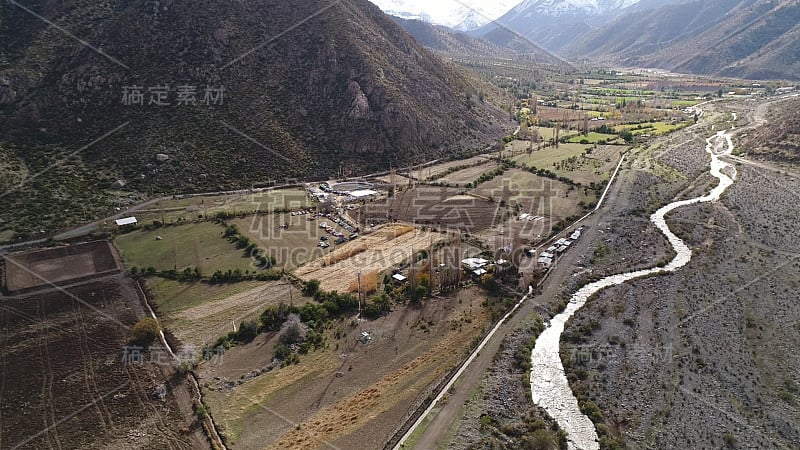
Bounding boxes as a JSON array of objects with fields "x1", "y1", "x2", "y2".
[{"x1": 0, "y1": 0, "x2": 512, "y2": 235}]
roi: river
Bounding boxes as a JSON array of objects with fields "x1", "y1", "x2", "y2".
[{"x1": 529, "y1": 123, "x2": 738, "y2": 450}]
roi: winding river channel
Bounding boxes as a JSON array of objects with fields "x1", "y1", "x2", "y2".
[{"x1": 529, "y1": 120, "x2": 738, "y2": 450}]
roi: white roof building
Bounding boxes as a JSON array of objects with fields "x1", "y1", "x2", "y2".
[
  {"x1": 392, "y1": 274, "x2": 408, "y2": 283},
  {"x1": 462, "y1": 258, "x2": 489, "y2": 270},
  {"x1": 538, "y1": 256, "x2": 553, "y2": 266},
  {"x1": 349, "y1": 189, "x2": 379, "y2": 199},
  {"x1": 115, "y1": 217, "x2": 137, "y2": 226}
]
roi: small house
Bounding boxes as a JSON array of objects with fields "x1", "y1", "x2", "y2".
[{"x1": 115, "y1": 217, "x2": 137, "y2": 227}]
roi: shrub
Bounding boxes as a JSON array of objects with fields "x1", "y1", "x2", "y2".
[
  {"x1": 302, "y1": 279, "x2": 321, "y2": 297},
  {"x1": 131, "y1": 317, "x2": 160, "y2": 346}
]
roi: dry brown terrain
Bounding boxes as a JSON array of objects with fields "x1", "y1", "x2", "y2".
[
  {"x1": 3, "y1": 241, "x2": 121, "y2": 293},
  {"x1": 199, "y1": 287, "x2": 493, "y2": 449},
  {"x1": 0, "y1": 277, "x2": 208, "y2": 449}
]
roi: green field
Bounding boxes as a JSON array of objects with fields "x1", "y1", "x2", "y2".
[
  {"x1": 616, "y1": 121, "x2": 690, "y2": 136},
  {"x1": 512, "y1": 143, "x2": 593, "y2": 169},
  {"x1": 568, "y1": 132, "x2": 621, "y2": 144},
  {"x1": 531, "y1": 126, "x2": 579, "y2": 142},
  {"x1": 672, "y1": 99, "x2": 702, "y2": 107},
  {"x1": 115, "y1": 221, "x2": 255, "y2": 274}
]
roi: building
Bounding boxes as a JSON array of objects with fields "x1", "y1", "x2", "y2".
[
  {"x1": 115, "y1": 217, "x2": 137, "y2": 227},
  {"x1": 392, "y1": 274, "x2": 408, "y2": 284},
  {"x1": 537, "y1": 256, "x2": 553, "y2": 267},
  {"x1": 462, "y1": 257, "x2": 489, "y2": 271},
  {"x1": 348, "y1": 189, "x2": 379, "y2": 200}
]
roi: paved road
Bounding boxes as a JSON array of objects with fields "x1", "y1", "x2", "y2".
[{"x1": 404, "y1": 167, "x2": 627, "y2": 449}]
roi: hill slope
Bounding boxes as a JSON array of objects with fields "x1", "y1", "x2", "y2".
[
  {"x1": 391, "y1": 16, "x2": 563, "y2": 65},
  {"x1": 0, "y1": 0, "x2": 511, "y2": 236},
  {"x1": 473, "y1": 0, "x2": 640, "y2": 52},
  {"x1": 565, "y1": 0, "x2": 800, "y2": 80}
]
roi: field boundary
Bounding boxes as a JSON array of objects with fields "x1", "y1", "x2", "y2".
[{"x1": 2, "y1": 240, "x2": 123, "y2": 295}]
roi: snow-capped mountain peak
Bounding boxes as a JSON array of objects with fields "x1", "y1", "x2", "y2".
[
  {"x1": 369, "y1": 0, "x2": 520, "y2": 30},
  {"x1": 508, "y1": 0, "x2": 640, "y2": 19}
]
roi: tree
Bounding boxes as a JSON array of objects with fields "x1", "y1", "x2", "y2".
[
  {"x1": 718, "y1": 88, "x2": 724, "y2": 98},
  {"x1": 131, "y1": 317, "x2": 160, "y2": 346},
  {"x1": 303, "y1": 279, "x2": 321, "y2": 297}
]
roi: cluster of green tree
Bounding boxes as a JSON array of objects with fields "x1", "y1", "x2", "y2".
[
  {"x1": 465, "y1": 159, "x2": 517, "y2": 189},
  {"x1": 160, "y1": 267, "x2": 202, "y2": 282},
  {"x1": 520, "y1": 164, "x2": 580, "y2": 188},
  {"x1": 209, "y1": 268, "x2": 282, "y2": 284},
  {"x1": 213, "y1": 279, "x2": 390, "y2": 362},
  {"x1": 129, "y1": 264, "x2": 281, "y2": 284},
  {"x1": 223, "y1": 224, "x2": 276, "y2": 269},
  {"x1": 593, "y1": 124, "x2": 633, "y2": 143},
  {"x1": 426, "y1": 164, "x2": 471, "y2": 181}
]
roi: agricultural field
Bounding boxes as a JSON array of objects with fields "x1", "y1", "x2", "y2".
[
  {"x1": 417, "y1": 155, "x2": 492, "y2": 181},
  {"x1": 294, "y1": 224, "x2": 448, "y2": 293},
  {"x1": 552, "y1": 144, "x2": 624, "y2": 186},
  {"x1": 230, "y1": 212, "x2": 350, "y2": 271},
  {"x1": 528, "y1": 126, "x2": 579, "y2": 143},
  {"x1": 362, "y1": 186, "x2": 500, "y2": 233},
  {"x1": 511, "y1": 143, "x2": 594, "y2": 170},
  {"x1": 133, "y1": 189, "x2": 311, "y2": 225},
  {"x1": 0, "y1": 277, "x2": 207, "y2": 449},
  {"x1": 147, "y1": 278, "x2": 298, "y2": 349},
  {"x1": 471, "y1": 169, "x2": 594, "y2": 246},
  {"x1": 616, "y1": 121, "x2": 690, "y2": 136},
  {"x1": 434, "y1": 162, "x2": 497, "y2": 186},
  {"x1": 567, "y1": 132, "x2": 621, "y2": 144},
  {"x1": 198, "y1": 286, "x2": 493, "y2": 450},
  {"x1": 3, "y1": 241, "x2": 121, "y2": 293},
  {"x1": 115, "y1": 221, "x2": 255, "y2": 274}
]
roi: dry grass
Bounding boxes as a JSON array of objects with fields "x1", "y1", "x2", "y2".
[
  {"x1": 375, "y1": 224, "x2": 415, "y2": 239},
  {"x1": 322, "y1": 244, "x2": 367, "y2": 267},
  {"x1": 294, "y1": 225, "x2": 447, "y2": 292},
  {"x1": 348, "y1": 270, "x2": 378, "y2": 294}
]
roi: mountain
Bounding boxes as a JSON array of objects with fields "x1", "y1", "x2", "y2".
[
  {"x1": 391, "y1": 17, "x2": 564, "y2": 65},
  {"x1": 565, "y1": 0, "x2": 800, "y2": 80},
  {"x1": 369, "y1": 0, "x2": 520, "y2": 31},
  {"x1": 0, "y1": 0, "x2": 512, "y2": 236},
  {"x1": 473, "y1": 0, "x2": 639, "y2": 52}
]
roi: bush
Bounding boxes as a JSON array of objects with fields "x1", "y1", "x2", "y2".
[
  {"x1": 303, "y1": 279, "x2": 321, "y2": 297},
  {"x1": 131, "y1": 317, "x2": 160, "y2": 346}
]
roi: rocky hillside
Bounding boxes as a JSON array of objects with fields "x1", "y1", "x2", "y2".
[
  {"x1": 564, "y1": 0, "x2": 800, "y2": 80},
  {"x1": 0, "y1": 0, "x2": 511, "y2": 236},
  {"x1": 391, "y1": 16, "x2": 563, "y2": 65},
  {"x1": 744, "y1": 96, "x2": 800, "y2": 163}
]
